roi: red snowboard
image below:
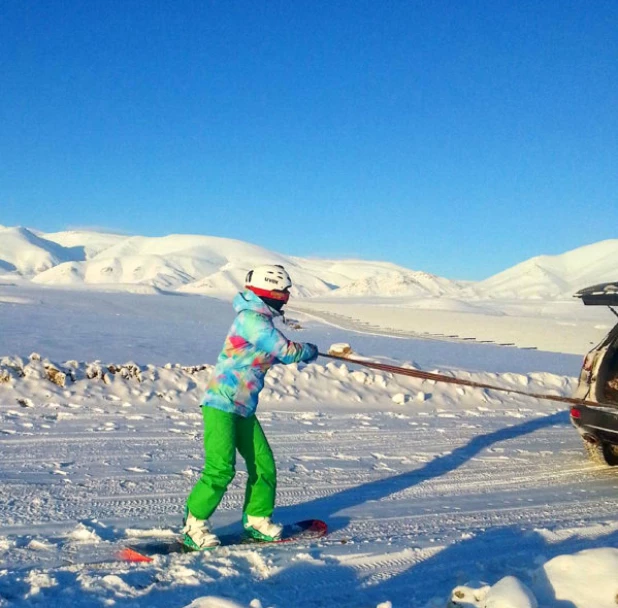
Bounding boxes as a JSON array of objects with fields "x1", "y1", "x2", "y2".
[{"x1": 118, "y1": 519, "x2": 328, "y2": 563}]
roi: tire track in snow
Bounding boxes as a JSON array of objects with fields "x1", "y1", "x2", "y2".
[{"x1": 2, "y1": 402, "x2": 618, "y2": 607}]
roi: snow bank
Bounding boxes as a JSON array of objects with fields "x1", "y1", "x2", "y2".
[
  {"x1": 537, "y1": 547, "x2": 618, "y2": 607},
  {"x1": 0, "y1": 352, "x2": 577, "y2": 414},
  {"x1": 184, "y1": 598, "x2": 245, "y2": 608},
  {"x1": 449, "y1": 576, "x2": 537, "y2": 608},
  {"x1": 448, "y1": 548, "x2": 618, "y2": 608}
]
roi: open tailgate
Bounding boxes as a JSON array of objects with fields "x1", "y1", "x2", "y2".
[{"x1": 574, "y1": 282, "x2": 618, "y2": 306}]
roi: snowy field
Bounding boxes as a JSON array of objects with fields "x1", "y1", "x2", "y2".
[
  {"x1": 1, "y1": 283, "x2": 618, "y2": 607},
  {"x1": 291, "y1": 294, "x2": 613, "y2": 355}
]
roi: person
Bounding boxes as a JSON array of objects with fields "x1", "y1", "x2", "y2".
[{"x1": 182, "y1": 264, "x2": 319, "y2": 550}]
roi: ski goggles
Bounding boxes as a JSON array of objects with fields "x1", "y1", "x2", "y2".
[{"x1": 247, "y1": 286, "x2": 291, "y2": 303}]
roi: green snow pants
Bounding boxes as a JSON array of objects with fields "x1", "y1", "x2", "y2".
[{"x1": 186, "y1": 406, "x2": 277, "y2": 520}]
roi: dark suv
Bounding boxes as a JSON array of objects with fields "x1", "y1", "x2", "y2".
[{"x1": 570, "y1": 281, "x2": 618, "y2": 465}]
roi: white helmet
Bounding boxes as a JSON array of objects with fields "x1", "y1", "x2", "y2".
[{"x1": 245, "y1": 264, "x2": 292, "y2": 303}]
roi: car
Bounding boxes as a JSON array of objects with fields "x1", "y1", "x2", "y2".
[{"x1": 570, "y1": 281, "x2": 618, "y2": 465}]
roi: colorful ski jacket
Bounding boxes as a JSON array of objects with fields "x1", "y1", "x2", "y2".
[{"x1": 202, "y1": 289, "x2": 317, "y2": 417}]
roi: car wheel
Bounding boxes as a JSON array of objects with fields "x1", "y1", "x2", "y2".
[
  {"x1": 602, "y1": 443, "x2": 618, "y2": 466},
  {"x1": 583, "y1": 439, "x2": 618, "y2": 466}
]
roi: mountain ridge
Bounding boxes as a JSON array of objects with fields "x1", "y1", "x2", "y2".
[{"x1": 1, "y1": 225, "x2": 616, "y2": 300}]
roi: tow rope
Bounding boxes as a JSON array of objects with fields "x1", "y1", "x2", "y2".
[{"x1": 319, "y1": 347, "x2": 594, "y2": 408}]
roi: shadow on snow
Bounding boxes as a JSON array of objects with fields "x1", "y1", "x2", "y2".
[{"x1": 278, "y1": 410, "x2": 570, "y2": 529}]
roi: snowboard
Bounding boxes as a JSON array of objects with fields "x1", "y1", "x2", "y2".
[{"x1": 117, "y1": 519, "x2": 328, "y2": 563}]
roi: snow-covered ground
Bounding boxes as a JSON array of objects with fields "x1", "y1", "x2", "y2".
[
  {"x1": 291, "y1": 294, "x2": 614, "y2": 355},
  {"x1": 1, "y1": 282, "x2": 617, "y2": 607}
]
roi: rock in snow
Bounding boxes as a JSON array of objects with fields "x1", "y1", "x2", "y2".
[
  {"x1": 392, "y1": 392, "x2": 409, "y2": 405},
  {"x1": 448, "y1": 581, "x2": 491, "y2": 607}
]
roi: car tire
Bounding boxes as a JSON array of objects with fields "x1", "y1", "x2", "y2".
[
  {"x1": 583, "y1": 439, "x2": 618, "y2": 466},
  {"x1": 603, "y1": 443, "x2": 618, "y2": 466}
]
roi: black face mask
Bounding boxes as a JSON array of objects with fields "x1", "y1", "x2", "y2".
[{"x1": 261, "y1": 296, "x2": 285, "y2": 312}]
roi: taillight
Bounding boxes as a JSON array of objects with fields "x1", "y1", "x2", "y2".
[{"x1": 570, "y1": 407, "x2": 582, "y2": 419}]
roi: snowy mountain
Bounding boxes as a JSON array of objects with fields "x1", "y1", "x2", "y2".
[
  {"x1": 0, "y1": 226, "x2": 77, "y2": 275},
  {"x1": 478, "y1": 240, "x2": 618, "y2": 299},
  {"x1": 329, "y1": 269, "x2": 465, "y2": 298},
  {"x1": 43, "y1": 229, "x2": 127, "y2": 259},
  {"x1": 1, "y1": 224, "x2": 617, "y2": 299},
  {"x1": 1, "y1": 225, "x2": 431, "y2": 297}
]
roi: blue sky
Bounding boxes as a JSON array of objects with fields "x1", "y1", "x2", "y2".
[{"x1": 1, "y1": 1, "x2": 616, "y2": 280}]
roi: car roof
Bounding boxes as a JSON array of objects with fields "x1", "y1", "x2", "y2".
[{"x1": 574, "y1": 281, "x2": 618, "y2": 306}]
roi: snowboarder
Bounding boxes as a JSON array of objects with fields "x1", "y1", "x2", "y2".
[{"x1": 183, "y1": 264, "x2": 319, "y2": 550}]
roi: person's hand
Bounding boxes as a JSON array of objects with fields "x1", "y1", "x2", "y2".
[{"x1": 304, "y1": 343, "x2": 319, "y2": 362}]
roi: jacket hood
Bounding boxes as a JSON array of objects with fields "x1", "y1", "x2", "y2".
[{"x1": 233, "y1": 289, "x2": 281, "y2": 317}]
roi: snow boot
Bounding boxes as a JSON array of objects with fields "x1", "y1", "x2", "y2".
[
  {"x1": 182, "y1": 508, "x2": 220, "y2": 551},
  {"x1": 242, "y1": 513, "x2": 283, "y2": 541}
]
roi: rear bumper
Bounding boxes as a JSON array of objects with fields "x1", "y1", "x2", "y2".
[{"x1": 570, "y1": 404, "x2": 618, "y2": 445}]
